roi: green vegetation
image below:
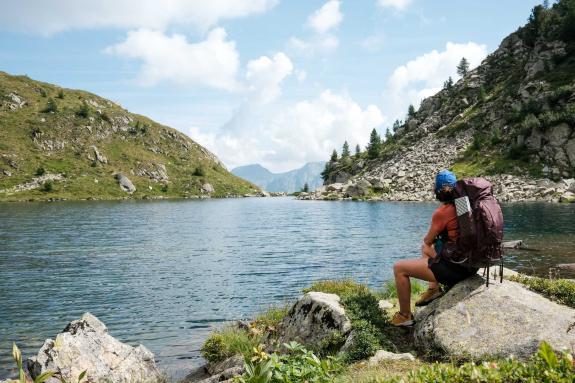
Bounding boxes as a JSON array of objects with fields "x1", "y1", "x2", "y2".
[
  {"x1": 342, "y1": 141, "x2": 350, "y2": 158},
  {"x1": 509, "y1": 275, "x2": 575, "y2": 308},
  {"x1": 236, "y1": 342, "x2": 342, "y2": 383},
  {"x1": 367, "y1": 128, "x2": 382, "y2": 159},
  {"x1": 379, "y1": 342, "x2": 574, "y2": 383},
  {"x1": 456, "y1": 57, "x2": 469, "y2": 77},
  {"x1": 380, "y1": 279, "x2": 426, "y2": 300},
  {"x1": 0, "y1": 71, "x2": 257, "y2": 201},
  {"x1": 201, "y1": 325, "x2": 260, "y2": 363}
]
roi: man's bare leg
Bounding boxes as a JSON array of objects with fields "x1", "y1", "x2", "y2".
[{"x1": 393, "y1": 258, "x2": 438, "y2": 316}]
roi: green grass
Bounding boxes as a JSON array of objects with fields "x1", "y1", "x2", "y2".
[
  {"x1": 303, "y1": 279, "x2": 371, "y2": 299},
  {"x1": 200, "y1": 325, "x2": 261, "y2": 364},
  {"x1": 0, "y1": 71, "x2": 258, "y2": 201},
  {"x1": 509, "y1": 275, "x2": 575, "y2": 308}
]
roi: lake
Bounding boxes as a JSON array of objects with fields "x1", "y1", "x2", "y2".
[{"x1": 1, "y1": 198, "x2": 574, "y2": 378}]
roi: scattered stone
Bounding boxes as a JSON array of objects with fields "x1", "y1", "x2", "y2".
[
  {"x1": 276, "y1": 292, "x2": 352, "y2": 350},
  {"x1": 368, "y1": 350, "x2": 415, "y2": 365},
  {"x1": 502, "y1": 240, "x2": 523, "y2": 249},
  {"x1": 378, "y1": 299, "x2": 394, "y2": 311},
  {"x1": 91, "y1": 146, "x2": 108, "y2": 164},
  {"x1": 201, "y1": 183, "x2": 214, "y2": 194},
  {"x1": 27, "y1": 313, "x2": 162, "y2": 383},
  {"x1": 556, "y1": 263, "x2": 575, "y2": 271},
  {"x1": 414, "y1": 275, "x2": 575, "y2": 360},
  {"x1": 115, "y1": 173, "x2": 136, "y2": 193}
]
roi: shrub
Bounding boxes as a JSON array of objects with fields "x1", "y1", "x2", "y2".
[
  {"x1": 161, "y1": 184, "x2": 168, "y2": 193},
  {"x1": 381, "y1": 342, "x2": 573, "y2": 383},
  {"x1": 41, "y1": 98, "x2": 57, "y2": 113},
  {"x1": 100, "y1": 112, "x2": 111, "y2": 123},
  {"x1": 57, "y1": 89, "x2": 65, "y2": 99},
  {"x1": 521, "y1": 113, "x2": 540, "y2": 133},
  {"x1": 76, "y1": 102, "x2": 90, "y2": 118},
  {"x1": 507, "y1": 143, "x2": 529, "y2": 161},
  {"x1": 200, "y1": 326, "x2": 260, "y2": 363},
  {"x1": 490, "y1": 128, "x2": 502, "y2": 145},
  {"x1": 342, "y1": 320, "x2": 381, "y2": 362},
  {"x1": 252, "y1": 305, "x2": 290, "y2": 331},
  {"x1": 509, "y1": 275, "x2": 575, "y2": 308},
  {"x1": 35, "y1": 167, "x2": 46, "y2": 176},
  {"x1": 193, "y1": 166, "x2": 206, "y2": 177},
  {"x1": 41, "y1": 181, "x2": 53, "y2": 192},
  {"x1": 237, "y1": 342, "x2": 342, "y2": 383},
  {"x1": 39, "y1": 88, "x2": 47, "y2": 97}
]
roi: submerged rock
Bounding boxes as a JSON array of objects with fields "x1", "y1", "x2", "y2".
[
  {"x1": 414, "y1": 275, "x2": 575, "y2": 360},
  {"x1": 276, "y1": 292, "x2": 352, "y2": 350},
  {"x1": 27, "y1": 313, "x2": 161, "y2": 383}
]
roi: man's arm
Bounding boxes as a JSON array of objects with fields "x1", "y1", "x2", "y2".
[{"x1": 422, "y1": 210, "x2": 445, "y2": 257}]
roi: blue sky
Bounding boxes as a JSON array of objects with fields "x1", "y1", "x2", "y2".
[{"x1": 0, "y1": 0, "x2": 542, "y2": 172}]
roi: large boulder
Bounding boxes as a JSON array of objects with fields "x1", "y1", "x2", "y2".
[
  {"x1": 276, "y1": 292, "x2": 352, "y2": 350},
  {"x1": 414, "y1": 276, "x2": 575, "y2": 360},
  {"x1": 115, "y1": 173, "x2": 136, "y2": 193},
  {"x1": 27, "y1": 313, "x2": 162, "y2": 383}
]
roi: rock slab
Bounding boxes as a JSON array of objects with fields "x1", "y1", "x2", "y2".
[
  {"x1": 27, "y1": 313, "x2": 162, "y2": 383},
  {"x1": 276, "y1": 292, "x2": 352, "y2": 350},
  {"x1": 414, "y1": 275, "x2": 575, "y2": 360}
]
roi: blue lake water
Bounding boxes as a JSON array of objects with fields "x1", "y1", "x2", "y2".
[{"x1": 1, "y1": 198, "x2": 574, "y2": 378}]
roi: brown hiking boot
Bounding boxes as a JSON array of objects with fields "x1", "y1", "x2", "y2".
[
  {"x1": 415, "y1": 287, "x2": 443, "y2": 307},
  {"x1": 391, "y1": 311, "x2": 414, "y2": 327}
]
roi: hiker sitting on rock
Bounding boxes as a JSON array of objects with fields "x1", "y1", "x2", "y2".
[{"x1": 391, "y1": 170, "x2": 478, "y2": 327}]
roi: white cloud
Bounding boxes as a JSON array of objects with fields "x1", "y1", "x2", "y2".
[
  {"x1": 377, "y1": 0, "x2": 413, "y2": 11},
  {"x1": 289, "y1": 0, "x2": 342, "y2": 56},
  {"x1": 0, "y1": 0, "x2": 277, "y2": 35},
  {"x1": 384, "y1": 41, "x2": 487, "y2": 121},
  {"x1": 189, "y1": 90, "x2": 385, "y2": 172},
  {"x1": 246, "y1": 52, "x2": 294, "y2": 104},
  {"x1": 105, "y1": 28, "x2": 240, "y2": 91},
  {"x1": 307, "y1": 0, "x2": 343, "y2": 34}
]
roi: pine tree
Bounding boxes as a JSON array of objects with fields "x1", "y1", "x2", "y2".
[
  {"x1": 355, "y1": 144, "x2": 361, "y2": 156},
  {"x1": 302, "y1": 183, "x2": 309, "y2": 193},
  {"x1": 321, "y1": 162, "x2": 332, "y2": 182},
  {"x1": 392, "y1": 119, "x2": 402, "y2": 133},
  {"x1": 342, "y1": 141, "x2": 350, "y2": 158},
  {"x1": 407, "y1": 104, "x2": 416, "y2": 119},
  {"x1": 330, "y1": 149, "x2": 338, "y2": 162},
  {"x1": 443, "y1": 76, "x2": 453, "y2": 90},
  {"x1": 367, "y1": 128, "x2": 381, "y2": 159},
  {"x1": 385, "y1": 128, "x2": 392, "y2": 142},
  {"x1": 457, "y1": 57, "x2": 469, "y2": 77}
]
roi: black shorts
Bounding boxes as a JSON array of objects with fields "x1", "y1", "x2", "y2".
[{"x1": 428, "y1": 257, "x2": 478, "y2": 287}]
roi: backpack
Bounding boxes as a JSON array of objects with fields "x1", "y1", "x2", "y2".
[{"x1": 441, "y1": 178, "x2": 505, "y2": 286}]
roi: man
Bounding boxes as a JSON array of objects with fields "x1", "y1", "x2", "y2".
[{"x1": 390, "y1": 170, "x2": 478, "y2": 327}]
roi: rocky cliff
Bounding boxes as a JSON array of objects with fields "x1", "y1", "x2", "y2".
[
  {"x1": 0, "y1": 72, "x2": 258, "y2": 201},
  {"x1": 315, "y1": 1, "x2": 575, "y2": 203},
  {"x1": 232, "y1": 162, "x2": 325, "y2": 193}
]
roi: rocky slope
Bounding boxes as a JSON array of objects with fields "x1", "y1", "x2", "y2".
[
  {"x1": 0, "y1": 72, "x2": 258, "y2": 201},
  {"x1": 315, "y1": 1, "x2": 575, "y2": 203},
  {"x1": 232, "y1": 162, "x2": 325, "y2": 193}
]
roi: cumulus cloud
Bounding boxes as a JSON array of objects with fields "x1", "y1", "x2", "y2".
[
  {"x1": 246, "y1": 52, "x2": 294, "y2": 104},
  {"x1": 307, "y1": 0, "x2": 343, "y2": 34},
  {"x1": 289, "y1": 0, "x2": 342, "y2": 55},
  {"x1": 377, "y1": 0, "x2": 413, "y2": 11},
  {"x1": 189, "y1": 90, "x2": 385, "y2": 172},
  {"x1": 105, "y1": 28, "x2": 240, "y2": 91},
  {"x1": 384, "y1": 41, "x2": 487, "y2": 121},
  {"x1": 0, "y1": 0, "x2": 277, "y2": 35}
]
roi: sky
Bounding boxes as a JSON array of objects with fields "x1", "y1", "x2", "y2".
[{"x1": 0, "y1": 0, "x2": 543, "y2": 172}]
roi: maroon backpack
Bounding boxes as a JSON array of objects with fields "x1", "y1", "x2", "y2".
[{"x1": 442, "y1": 178, "x2": 504, "y2": 286}]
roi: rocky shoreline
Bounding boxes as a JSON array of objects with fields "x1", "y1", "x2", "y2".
[{"x1": 3, "y1": 267, "x2": 574, "y2": 383}]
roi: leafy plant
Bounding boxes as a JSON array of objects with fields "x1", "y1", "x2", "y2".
[
  {"x1": 76, "y1": 102, "x2": 90, "y2": 118},
  {"x1": 201, "y1": 325, "x2": 261, "y2": 363},
  {"x1": 35, "y1": 167, "x2": 46, "y2": 176},
  {"x1": 236, "y1": 342, "x2": 342, "y2": 383},
  {"x1": 41, "y1": 98, "x2": 57, "y2": 113},
  {"x1": 41, "y1": 181, "x2": 53, "y2": 192},
  {"x1": 193, "y1": 166, "x2": 206, "y2": 177},
  {"x1": 509, "y1": 275, "x2": 575, "y2": 308},
  {"x1": 57, "y1": 90, "x2": 65, "y2": 99},
  {"x1": 12, "y1": 343, "x2": 56, "y2": 383}
]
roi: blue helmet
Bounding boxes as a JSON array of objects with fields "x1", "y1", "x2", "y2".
[{"x1": 435, "y1": 169, "x2": 457, "y2": 193}]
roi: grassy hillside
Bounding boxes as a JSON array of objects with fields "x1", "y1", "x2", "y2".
[{"x1": 0, "y1": 72, "x2": 258, "y2": 201}]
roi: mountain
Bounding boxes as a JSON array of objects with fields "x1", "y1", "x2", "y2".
[
  {"x1": 0, "y1": 71, "x2": 258, "y2": 201},
  {"x1": 316, "y1": 0, "x2": 575, "y2": 203},
  {"x1": 232, "y1": 162, "x2": 325, "y2": 193}
]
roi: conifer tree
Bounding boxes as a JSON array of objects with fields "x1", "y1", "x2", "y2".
[
  {"x1": 330, "y1": 149, "x2": 338, "y2": 162},
  {"x1": 457, "y1": 57, "x2": 469, "y2": 77},
  {"x1": 392, "y1": 119, "x2": 402, "y2": 133},
  {"x1": 302, "y1": 183, "x2": 309, "y2": 192},
  {"x1": 342, "y1": 141, "x2": 350, "y2": 158},
  {"x1": 407, "y1": 104, "x2": 416, "y2": 118},
  {"x1": 385, "y1": 128, "x2": 392, "y2": 142},
  {"x1": 367, "y1": 128, "x2": 381, "y2": 159},
  {"x1": 355, "y1": 144, "x2": 361, "y2": 156},
  {"x1": 443, "y1": 76, "x2": 453, "y2": 90}
]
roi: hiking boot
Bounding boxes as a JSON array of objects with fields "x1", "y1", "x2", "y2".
[
  {"x1": 391, "y1": 311, "x2": 414, "y2": 327},
  {"x1": 415, "y1": 287, "x2": 443, "y2": 307}
]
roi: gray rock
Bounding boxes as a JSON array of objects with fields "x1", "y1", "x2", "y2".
[
  {"x1": 27, "y1": 313, "x2": 161, "y2": 383},
  {"x1": 115, "y1": 173, "x2": 136, "y2": 193},
  {"x1": 414, "y1": 276, "x2": 575, "y2": 360},
  {"x1": 91, "y1": 146, "x2": 108, "y2": 164},
  {"x1": 326, "y1": 183, "x2": 344, "y2": 192},
  {"x1": 566, "y1": 139, "x2": 575, "y2": 167},
  {"x1": 378, "y1": 299, "x2": 394, "y2": 310},
  {"x1": 548, "y1": 123, "x2": 571, "y2": 147},
  {"x1": 368, "y1": 350, "x2": 415, "y2": 365},
  {"x1": 344, "y1": 183, "x2": 369, "y2": 198},
  {"x1": 201, "y1": 183, "x2": 214, "y2": 194},
  {"x1": 276, "y1": 292, "x2": 352, "y2": 350}
]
